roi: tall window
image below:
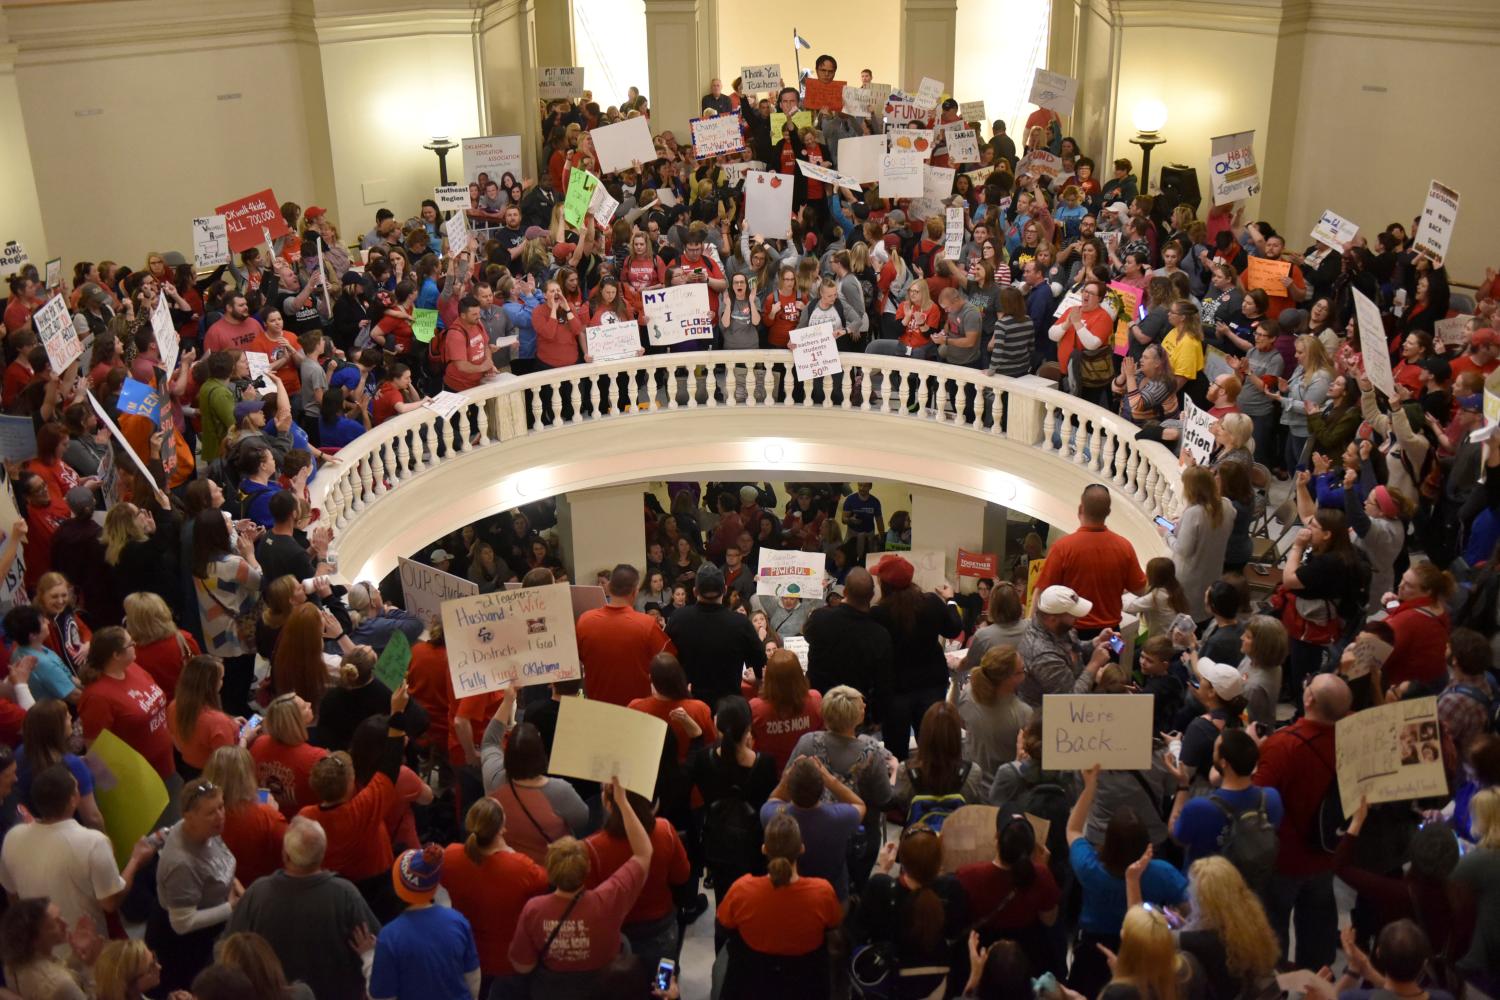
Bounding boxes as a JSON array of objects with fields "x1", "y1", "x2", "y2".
[
  {"x1": 953, "y1": 0, "x2": 1051, "y2": 137},
  {"x1": 573, "y1": 0, "x2": 649, "y2": 111}
]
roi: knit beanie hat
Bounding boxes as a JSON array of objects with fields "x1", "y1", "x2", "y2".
[{"x1": 393, "y1": 843, "x2": 444, "y2": 904}]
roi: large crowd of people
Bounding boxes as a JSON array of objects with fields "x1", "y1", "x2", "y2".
[{"x1": 0, "y1": 50, "x2": 1495, "y2": 1000}]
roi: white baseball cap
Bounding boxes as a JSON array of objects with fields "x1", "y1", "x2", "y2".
[
  {"x1": 1037, "y1": 585, "x2": 1092, "y2": 618},
  {"x1": 430, "y1": 549, "x2": 453, "y2": 562},
  {"x1": 1194, "y1": 657, "x2": 1246, "y2": 700}
]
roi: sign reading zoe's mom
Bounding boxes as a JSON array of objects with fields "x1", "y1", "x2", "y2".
[
  {"x1": 1042, "y1": 694, "x2": 1153, "y2": 770},
  {"x1": 440, "y1": 583, "x2": 581, "y2": 696}
]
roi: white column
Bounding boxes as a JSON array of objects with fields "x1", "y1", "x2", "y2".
[
  {"x1": 899, "y1": 0, "x2": 957, "y2": 93},
  {"x1": 0, "y1": 12, "x2": 46, "y2": 261},
  {"x1": 643, "y1": 0, "x2": 715, "y2": 139},
  {"x1": 909, "y1": 485, "x2": 986, "y2": 594},
  {"x1": 478, "y1": 0, "x2": 545, "y2": 180},
  {"x1": 533, "y1": 0, "x2": 576, "y2": 68},
  {"x1": 556, "y1": 483, "x2": 647, "y2": 584}
]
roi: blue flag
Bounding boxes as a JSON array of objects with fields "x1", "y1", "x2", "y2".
[{"x1": 116, "y1": 377, "x2": 162, "y2": 427}]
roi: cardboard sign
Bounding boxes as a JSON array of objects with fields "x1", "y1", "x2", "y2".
[
  {"x1": 1335, "y1": 696, "x2": 1448, "y2": 816},
  {"x1": 1435, "y1": 314, "x2": 1472, "y2": 347},
  {"x1": 1242, "y1": 256, "x2": 1291, "y2": 296},
  {"x1": 1209, "y1": 131, "x2": 1259, "y2": 206},
  {"x1": 434, "y1": 184, "x2": 469, "y2": 211},
  {"x1": 1310, "y1": 209, "x2": 1359, "y2": 251},
  {"x1": 944, "y1": 206, "x2": 965, "y2": 260},
  {"x1": 440, "y1": 582, "x2": 582, "y2": 695},
  {"x1": 34, "y1": 294, "x2": 82, "y2": 373},
  {"x1": 373, "y1": 630, "x2": 412, "y2": 690},
  {"x1": 586, "y1": 320, "x2": 642, "y2": 362},
  {"x1": 804, "y1": 78, "x2": 846, "y2": 112},
  {"x1": 841, "y1": 86, "x2": 873, "y2": 118},
  {"x1": 959, "y1": 100, "x2": 986, "y2": 123},
  {"x1": 549, "y1": 696, "x2": 667, "y2": 798},
  {"x1": 769, "y1": 109, "x2": 813, "y2": 140},
  {"x1": 740, "y1": 63, "x2": 782, "y2": 94},
  {"x1": 591, "y1": 117, "x2": 656, "y2": 174},
  {"x1": 461, "y1": 134, "x2": 524, "y2": 186},
  {"x1": 87, "y1": 730, "x2": 170, "y2": 869},
  {"x1": 116, "y1": 378, "x2": 163, "y2": 427},
  {"x1": 946, "y1": 128, "x2": 980, "y2": 164},
  {"x1": 588, "y1": 182, "x2": 619, "y2": 228},
  {"x1": 865, "y1": 548, "x2": 947, "y2": 592},
  {"x1": 790, "y1": 322, "x2": 842, "y2": 382},
  {"x1": 956, "y1": 549, "x2": 998, "y2": 578},
  {"x1": 443, "y1": 213, "x2": 469, "y2": 257},
  {"x1": 690, "y1": 114, "x2": 746, "y2": 160},
  {"x1": 398, "y1": 556, "x2": 479, "y2": 627},
  {"x1": 744, "y1": 170, "x2": 795, "y2": 239},
  {"x1": 538, "y1": 66, "x2": 584, "y2": 100},
  {"x1": 0, "y1": 242, "x2": 29, "y2": 279},
  {"x1": 215, "y1": 188, "x2": 289, "y2": 255},
  {"x1": 1353, "y1": 288, "x2": 1395, "y2": 399},
  {"x1": 563, "y1": 168, "x2": 600, "y2": 229},
  {"x1": 838, "y1": 135, "x2": 886, "y2": 184},
  {"x1": 939, "y1": 804, "x2": 999, "y2": 873},
  {"x1": 756, "y1": 549, "x2": 828, "y2": 599},
  {"x1": 642, "y1": 284, "x2": 713, "y2": 346},
  {"x1": 879, "y1": 151, "x2": 924, "y2": 198},
  {"x1": 0, "y1": 416, "x2": 37, "y2": 462},
  {"x1": 1180, "y1": 397, "x2": 1216, "y2": 466},
  {"x1": 1029, "y1": 69, "x2": 1078, "y2": 115},
  {"x1": 1414, "y1": 179, "x2": 1460, "y2": 265},
  {"x1": 1041, "y1": 694, "x2": 1154, "y2": 771}
]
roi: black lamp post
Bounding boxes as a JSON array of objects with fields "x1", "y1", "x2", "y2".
[
  {"x1": 423, "y1": 136, "x2": 459, "y2": 186},
  {"x1": 1127, "y1": 100, "x2": 1168, "y2": 193}
]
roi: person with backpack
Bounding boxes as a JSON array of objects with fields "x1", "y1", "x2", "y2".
[
  {"x1": 759, "y1": 755, "x2": 864, "y2": 902},
  {"x1": 988, "y1": 718, "x2": 1076, "y2": 900},
  {"x1": 892, "y1": 701, "x2": 985, "y2": 830},
  {"x1": 849, "y1": 827, "x2": 966, "y2": 998},
  {"x1": 1435, "y1": 628, "x2": 1499, "y2": 768},
  {"x1": 688, "y1": 697, "x2": 778, "y2": 914},
  {"x1": 1251, "y1": 672, "x2": 1352, "y2": 969},
  {"x1": 955, "y1": 811, "x2": 1062, "y2": 972},
  {"x1": 1170, "y1": 730, "x2": 1283, "y2": 875}
]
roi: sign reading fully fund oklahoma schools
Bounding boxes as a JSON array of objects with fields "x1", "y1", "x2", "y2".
[{"x1": 440, "y1": 583, "x2": 581, "y2": 695}]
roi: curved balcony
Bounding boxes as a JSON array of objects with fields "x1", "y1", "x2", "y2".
[{"x1": 308, "y1": 351, "x2": 1183, "y2": 583}]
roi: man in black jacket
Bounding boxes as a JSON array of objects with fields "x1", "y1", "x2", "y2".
[
  {"x1": 803, "y1": 568, "x2": 894, "y2": 723},
  {"x1": 665, "y1": 563, "x2": 765, "y2": 712}
]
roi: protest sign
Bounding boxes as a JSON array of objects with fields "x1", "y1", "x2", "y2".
[
  {"x1": 1242, "y1": 256, "x2": 1291, "y2": 296},
  {"x1": 443, "y1": 213, "x2": 468, "y2": 257},
  {"x1": 87, "y1": 730, "x2": 170, "y2": 869},
  {"x1": 865, "y1": 548, "x2": 947, "y2": 592},
  {"x1": 964, "y1": 164, "x2": 995, "y2": 186},
  {"x1": 398, "y1": 556, "x2": 479, "y2": 627},
  {"x1": 434, "y1": 184, "x2": 469, "y2": 211},
  {"x1": 783, "y1": 635, "x2": 809, "y2": 670},
  {"x1": 1435, "y1": 314, "x2": 1472, "y2": 347},
  {"x1": 1041, "y1": 694, "x2": 1154, "y2": 771},
  {"x1": 790, "y1": 322, "x2": 842, "y2": 382},
  {"x1": 1335, "y1": 696, "x2": 1447, "y2": 816},
  {"x1": 0, "y1": 242, "x2": 29, "y2": 279},
  {"x1": 1209, "y1": 131, "x2": 1259, "y2": 206},
  {"x1": 116, "y1": 378, "x2": 163, "y2": 427},
  {"x1": 838, "y1": 135, "x2": 885, "y2": 184},
  {"x1": 884, "y1": 91, "x2": 937, "y2": 127},
  {"x1": 956, "y1": 549, "x2": 998, "y2": 578},
  {"x1": 88, "y1": 390, "x2": 165, "y2": 506},
  {"x1": 887, "y1": 129, "x2": 935, "y2": 157},
  {"x1": 191, "y1": 215, "x2": 231, "y2": 268},
  {"x1": 1414, "y1": 179, "x2": 1460, "y2": 265},
  {"x1": 924, "y1": 164, "x2": 956, "y2": 200},
  {"x1": 841, "y1": 86, "x2": 872, "y2": 117},
  {"x1": 591, "y1": 117, "x2": 656, "y2": 174},
  {"x1": 1180, "y1": 398, "x2": 1217, "y2": 467},
  {"x1": 690, "y1": 114, "x2": 746, "y2": 160},
  {"x1": 1052, "y1": 289, "x2": 1083, "y2": 321},
  {"x1": 461, "y1": 134, "x2": 523, "y2": 185},
  {"x1": 0, "y1": 416, "x2": 37, "y2": 462},
  {"x1": 0, "y1": 482, "x2": 25, "y2": 607},
  {"x1": 501, "y1": 582, "x2": 607, "y2": 620},
  {"x1": 440, "y1": 582, "x2": 582, "y2": 695},
  {"x1": 745, "y1": 170, "x2": 795, "y2": 239},
  {"x1": 1353, "y1": 288, "x2": 1395, "y2": 399},
  {"x1": 586, "y1": 320, "x2": 642, "y2": 362},
  {"x1": 1310, "y1": 209, "x2": 1358, "y2": 251},
  {"x1": 44, "y1": 257, "x2": 61, "y2": 291},
  {"x1": 538, "y1": 66, "x2": 584, "y2": 100},
  {"x1": 944, "y1": 206, "x2": 965, "y2": 260},
  {"x1": 805, "y1": 78, "x2": 845, "y2": 111},
  {"x1": 642, "y1": 284, "x2": 713, "y2": 347},
  {"x1": 1019, "y1": 150, "x2": 1062, "y2": 180},
  {"x1": 865, "y1": 82, "x2": 894, "y2": 109},
  {"x1": 1107, "y1": 282, "x2": 1140, "y2": 355},
  {"x1": 1029, "y1": 69, "x2": 1078, "y2": 115},
  {"x1": 879, "y1": 152, "x2": 924, "y2": 198},
  {"x1": 959, "y1": 100, "x2": 986, "y2": 123},
  {"x1": 740, "y1": 63, "x2": 781, "y2": 94},
  {"x1": 756, "y1": 549, "x2": 828, "y2": 598},
  {"x1": 245, "y1": 351, "x2": 272, "y2": 382},
  {"x1": 1024, "y1": 557, "x2": 1046, "y2": 614},
  {"x1": 588, "y1": 182, "x2": 619, "y2": 228},
  {"x1": 769, "y1": 109, "x2": 813, "y2": 140},
  {"x1": 410, "y1": 309, "x2": 439, "y2": 345},
  {"x1": 915, "y1": 77, "x2": 944, "y2": 108},
  {"x1": 373, "y1": 630, "x2": 412, "y2": 690},
  {"x1": 550, "y1": 696, "x2": 667, "y2": 798},
  {"x1": 946, "y1": 128, "x2": 980, "y2": 164},
  {"x1": 796, "y1": 159, "x2": 860, "y2": 189},
  {"x1": 563, "y1": 168, "x2": 600, "y2": 229},
  {"x1": 215, "y1": 188, "x2": 289, "y2": 254},
  {"x1": 34, "y1": 295, "x2": 82, "y2": 373},
  {"x1": 940, "y1": 805, "x2": 1000, "y2": 872}
]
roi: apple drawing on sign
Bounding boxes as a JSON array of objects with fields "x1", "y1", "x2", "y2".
[{"x1": 770, "y1": 176, "x2": 782, "y2": 188}]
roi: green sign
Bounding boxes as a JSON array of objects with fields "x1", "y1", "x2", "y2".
[
  {"x1": 374, "y1": 630, "x2": 413, "y2": 691},
  {"x1": 411, "y1": 308, "x2": 439, "y2": 344},
  {"x1": 563, "y1": 167, "x2": 600, "y2": 229}
]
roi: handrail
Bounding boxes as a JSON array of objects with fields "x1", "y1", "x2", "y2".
[{"x1": 308, "y1": 349, "x2": 1184, "y2": 549}]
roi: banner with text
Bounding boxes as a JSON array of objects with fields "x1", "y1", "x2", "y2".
[
  {"x1": 215, "y1": 189, "x2": 289, "y2": 254},
  {"x1": 399, "y1": 556, "x2": 479, "y2": 628},
  {"x1": 1041, "y1": 694, "x2": 1154, "y2": 770},
  {"x1": 440, "y1": 582, "x2": 582, "y2": 695},
  {"x1": 756, "y1": 549, "x2": 828, "y2": 599},
  {"x1": 461, "y1": 134, "x2": 524, "y2": 186},
  {"x1": 1336, "y1": 696, "x2": 1447, "y2": 816},
  {"x1": 956, "y1": 549, "x2": 998, "y2": 578}
]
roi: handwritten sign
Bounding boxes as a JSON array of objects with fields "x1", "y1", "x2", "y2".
[
  {"x1": 1209, "y1": 131, "x2": 1259, "y2": 206},
  {"x1": 538, "y1": 66, "x2": 584, "y2": 100},
  {"x1": 690, "y1": 114, "x2": 746, "y2": 160},
  {"x1": 939, "y1": 804, "x2": 999, "y2": 873},
  {"x1": 924, "y1": 164, "x2": 956, "y2": 200},
  {"x1": 443, "y1": 212, "x2": 468, "y2": 258},
  {"x1": 943, "y1": 206, "x2": 966, "y2": 261},
  {"x1": 586, "y1": 320, "x2": 642, "y2": 362},
  {"x1": 796, "y1": 159, "x2": 860, "y2": 189},
  {"x1": 461, "y1": 134, "x2": 523, "y2": 186},
  {"x1": 946, "y1": 128, "x2": 980, "y2": 164},
  {"x1": 790, "y1": 322, "x2": 842, "y2": 382},
  {"x1": 865, "y1": 548, "x2": 947, "y2": 593},
  {"x1": 1353, "y1": 288, "x2": 1395, "y2": 399},
  {"x1": 43, "y1": 258, "x2": 61, "y2": 291},
  {"x1": 0, "y1": 416, "x2": 37, "y2": 462},
  {"x1": 0, "y1": 242, "x2": 29, "y2": 279},
  {"x1": 373, "y1": 630, "x2": 412, "y2": 690},
  {"x1": 1310, "y1": 209, "x2": 1359, "y2": 251},
  {"x1": 769, "y1": 109, "x2": 813, "y2": 140},
  {"x1": 884, "y1": 91, "x2": 937, "y2": 127},
  {"x1": 587, "y1": 182, "x2": 619, "y2": 228},
  {"x1": 398, "y1": 556, "x2": 479, "y2": 627},
  {"x1": 1435, "y1": 314, "x2": 1472, "y2": 348},
  {"x1": 563, "y1": 168, "x2": 600, "y2": 229},
  {"x1": 215, "y1": 188, "x2": 289, "y2": 255},
  {"x1": 956, "y1": 549, "x2": 998, "y2": 578},
  {"x1": 959, "y1": 100, "x2": 986, "y2": 123},
  {"x1": 739, "y1": 63, "x2": 782, "y2": 94},
  {"x1": 149, "y1": 290, "x2": 179, "y2": 378},
  {"x1": 745, "y1": 170, "x2": 795, "y2": 239},
  {"x1": 879, "y1": 151, "x2": 924, "y2": 198},
  {"x1": 1029, "y1": 69, "x2": 1078, "y2": 115},
  {"x1": 1041, "y1": 694, "x2": 1154, "y2": 770},
  {"x1": 887, "y1": 129, "x2": 934, "y2": 158},
  {"x1": 804, "y1": 78, "x2": 845, "y2": 112},
  {"x1": 915, "y1": 77, "x2": 944, "y2": 109},
  {"x1": 1181, "y1": 398, "x2": 1217, "y2": 466},
  {"x1": 244, "y1": 351, "x2": 273, "y2": 382},
  {"x1": 1336, "y1": 696, "x2": 1447, "y2": 816},
  {"x1": 410, "y1": 309, "x2": 438, "y2": 345},
  {"x1": 1242, "y1": 256, "x2": 1291, "y2": 296},
  {"x1": 841, "y1": 86, "x2": 872, "y2": 118},
  {"x1": 34, "y1": 294, "x2": 82, "y2": 373},
  {"x1": 0, "y1": 481, "x2": 26, "y2": 606},
  {"x1": 434, "y1": 184, "x2": 469, "y2": 211},
  {"x1": 502, "y1": 582, "x2": 607, "y2": 620},
  {"x1": 590, "y1": 117, "x2": 655, "y2": 174},
  {"x1": 440, "y1": 582, "x2": 582, "y2": 695},
  {"x1": 965, "y1": 165, "x2": 995, "y2": 186},
  {"x1": 720, "y1": 160, "x2": 764, "y2": 187},
  {"x1": 756, "y1": 549, "x2": 828, "y2": 599},
  {"x1": 549, "y1": 696, "x2": 667, "y2": 798},
  {"x1": 1414, "y1": 179, "x2": 1460, "y2": 265},
  {"x1": 642, "y1": 284, "x2": 713, "y2": 347},
  {"x1": 1019, "y1": 150, "x2": 1062, "y2": 179}
]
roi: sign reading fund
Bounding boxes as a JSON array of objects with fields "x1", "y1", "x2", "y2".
[
  {"x1": 440, "y1": 583, "x2": 581, "y2": 695},
  {"x1": 1041, "y1": 694, "x2": 1153, "y2": 770}
]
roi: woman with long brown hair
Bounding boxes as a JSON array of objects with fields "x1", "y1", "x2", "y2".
[
  {"x1": 893, "y1": 700, "x2": 985, "y2": 812},
  {"x1": 1168, "y1": 465, "x2": 1235, "y2": 622},
  {"x1": 851, "y1": 826, "x2": 966, "y2": 994},
  {"x1": 166, "y1": 654, "x2": 241, "y2": 774},
  {"x1": 748, "y1": 649, "x2": 823, "y2": 772},
  {"x1": 871, "y1": 555, "x2": 963, "y2": 761},
  {"x1": 270, "y1": 604, "x2": 339, "y2": 710},
  {"x1": 18, "y1": 699, "x2": 105, "y2": 828}
]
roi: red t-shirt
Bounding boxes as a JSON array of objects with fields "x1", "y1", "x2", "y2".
[
  {"x1": 2, "y1": 360, "x2": 33, "y2": 408},
  {"x1": 132, "y1": 631, "x2": 199, "y2": 694},
  {"x1": 955, "y1": 859, "x2": 1061, "y2": 936},
  {"x1": 297, "y1": 771, "x2": 398, "y2": 881},
  {"x1": 764, "y1": 292, "x2": 805, "y2": 347},
  {"x1": 677, "y1": 253, "x2": 724, "y2": 314},
  {"x1": 583, "y1": 818, "x2": 690, "y2": 924},
  {"x1": 78, "y1": 665, "x2": 174, "y2": 779},
  {"x1": 376, "y1": 314, "x2": 414, "y2": 354},
  {"x1": 1033, "y1": 524, "x2": 1148, "y2": 630},
  {"x1": 750, "y1": 691, "x2": 824, "y2": 772},
  {"x1": 221, "y1": 800, "x2": 288, "y2": 886},
  {"x1": 627, "y1": 696, "x2": 717, "y2": 763},
  {"x1": 897, "y1": 301, "x2": 942, "y2": 349},
  {"x1": 248, "y1": 332, "x2": 301, "y2": 396},
  {"x1": 441, "y1": 844, "x2": 549, "y2": 976},
  {"x1": 1449, "y1": 353, "x2": 1499, "y2": 380},
  {"x1": 442, "y1": 322, "x2": 490, "y2": 392},
  {"x1": 510, "y1": 860, "x2": 646, "y2": 973},
  {"x1": 576, "y1": 605, "x2": 677, "y2": 706},
  {"x1": 204, "y1": 316, "x2": 264, "y2": 352},
  {"x1": 405, "y1": 641, "x2": 451, "y2": 752},
  {"x1": 166, "y1": 701, "x2": 238, "y2": 770},
  {"x1": 447, "y1": 691, "x2": 505, "y2": 767},
  {"x1": 372, "y1": 382, "x2": 405, "y2": 425},
  {"x1": 250, "y1": 734, "x2": 329, "y2": 818},
  {"x1": 716, "y1": 874, "x2": 842, "y2": 955}
]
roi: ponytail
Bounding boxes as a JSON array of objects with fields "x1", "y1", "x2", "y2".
[
  {"x1": 763, "y1": 812, "x2": 801, "y2": 888},
  {"x1": 998, "y1": 815, "x2": 1038, "y2": 890},
  {"x1": 463, "y1": 797, "x2": 505, "y2": 865}
]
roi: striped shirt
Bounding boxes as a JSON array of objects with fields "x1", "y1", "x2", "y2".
[
  {"x1": 989, "y1": 316, "x2": 1034, "y2": 377},
  {"x1": 194, "y1": 555, "x2": 263, "y2": 658}
]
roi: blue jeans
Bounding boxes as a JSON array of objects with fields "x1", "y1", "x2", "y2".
[{"x1": 1264, "y1": 870, "x2": 1337, "y2": 968}]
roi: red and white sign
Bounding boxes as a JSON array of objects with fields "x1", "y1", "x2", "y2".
[
  {"x1": 956, "y1": 549, "x2": 999, "y2": 578},
  {"x1": 214, "y1": 188, "x2": 289, "y2": 254}
]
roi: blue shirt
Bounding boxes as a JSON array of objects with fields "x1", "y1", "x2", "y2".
[
  {"x1": 841, "y1": 493, "x2": 883, "y2": 534},
  {"x1": 502, "y1": 291, "x2": 545, "y2": 359},
  {"x1": 14, "y1": 746, "x2": 93, "y2": 805},
  {"x1": 1172, "y1": 785, "x2": 1285, "y2": 866},
  {"x1": 329, "y1": 364, "x2": 363, "y2": 393},
  {"x1": 1070, "y1": 837, "x2": 1188, "y2": 934},
  {"x1": 760, "y1": 800, "x2": 861, "y2": 900},
  {"x1": 19, "y1": 644, "x2": 77, "y2": 702},
  {"x1": 369, "y1": 905, "x2": 478, "y2": 1000},
  {"x1": 319, "y1": 416, "x2": 366, "y2": 449}
]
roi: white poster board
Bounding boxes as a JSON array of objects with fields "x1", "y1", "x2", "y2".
[
  {"x1": 959, "y1": 100, "x2": 986, "y2": 123},
  {"x1": 1310, "y1": 209, "x2": 1358, "y2": 251},
  {"x1": 879, "y1": 151, "x2": 924, "y2": 198},
  {"x1": 923, "y1": 164, "x2": 956, "y2": 200},
  {"x1": 443, "y1": 213, "x2": 469, "y2": 257},
  {"x1": 944, "y1": 206, "x2": 965, "y2": 260},
  {"x1": 86, "y1": 391, "x2": 162, "y2": 504},
  {"x1": 1209, "y1": 131, "x2": 1259, "y2": 206},
  {"x1": 864, "y1": 548, "x2": 947, "y2": 592},
  {"x1": 789, "y1": 322, "x2": 842, "y2": 382},
  {"x1": 740, "y1": 63, "x2": 782, "y2": 94},
  {"x1": 915, "y1": 77, "x2": 944, "y2": 109},
  {"x1": 587, "y1": 182, "x2": 619, "y2": 228},
  {"x1": 755, "y1": 549, "x2": 828, "y2": 599},
  {"x1": 0, "y1": 481, "x2": 26, "y2": 609},
  {"x1": 244, "y1": 351, "x2": 273, "y2": 381},
  {"x1": 538, "y1": 66, "x2": 585, "y2": 100},
  {"x1": 1028, "y1": 69, "x2": 1078, "y2": 115},
  {"x1": 1180, "y1": 398, "x2": 1217, "y2": 467},
  {"x1": 586, "y1": 320, "x2": 642, "y2": 362},
  {"x1": 440, "y1": 582, "x2": 582, "y2": 695},
  {"x1": 641, "y1": 284, "x2": 713, "y2": 347},
  {"x1": 1041, "y1": 694, "x2": 1154, "y2": 771},
  {"x1": 690, "y1": 115, "x2": 746, "y2": 159},
  {"x1": 34, "y1": 295, "x2": 82, "y2": 373},
  {"x1": 1019, "y1": 150, "x2": 1062, "y2": 179},
  {"x1": 1435, "y1": 314, "x2": 1472, "y2": 348},
  {"x1": 590, "y1": 118, "x2": 656, "y2": 174},
  {"x1": 1353, "y1": 288, "x2": 1395, "y2": 399},
  {"x1": 0, "y1": 242, "x2": 30, "y2": 280},
  {"x1": 150, "y1": 292, "x2": 180, "y2": 377},
  {"x1": 795, "y1": 160, "x2": 860, "y2": 189},
  {"x1": 549, "y1": 696, "x2": 667, "y2": 798},
  {"x1": 837, "y1": 135, "x2": 886, "y2": 185},
  {"x1": 398, "y1": 556, "x2": 479, "y2": 628},
  {"x1": 1335, "y1": 696, "x2": 1447, "y2": 816},
  {"x1": 744, "y1": 170, "x2": 795, "y2": 239},
  {"x1": 434, "y1": 185, "x2": 469, "y2": 211},
  {"x1": 946, "y1": 128, "x2": 980, "y2": 164},
  {"x1": 460, "y1": 134, "x2": 524, "y2": 185},
  {"x1": 841, "y1": 86, "x2": 872, "y2": 118},
  {"x1": 1414, "y1": 179, "x2": 1460, "y2": 265}
]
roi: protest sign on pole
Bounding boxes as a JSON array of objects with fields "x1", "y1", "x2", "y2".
[
  {"x1": 586, "y1": 320, "x2": 643, "y2": 362},
  {"x1": 1180, "y1": 398, "x2": 1217, "y2": 467},
  {"x1": 689, "y1": 115, "x2": 746, "y2": 160},
  {"x1": 755, "y1": 549, "x2": 828, "y2": 598},
  {"x1": 642, "y1": 284, "x2": 713, "y2": 347},
  {"x1": 34, "y1": 295, "x2": 82, "y2": 373},
  {"x1": 590, "y1": 118, "x2": 656, "y2": 174},
  {"x1": 879, "y1": 152, "x2": 924, "y2": 198},
  {"x1": 398, "y1": 556, "x2": 479, "y2": 628},
  {"x1": 739, "y1": 63, "x2": 782, "y2": 94},
  {"x1": 1041, "y1": 694, "x2": 1154, "y2": 771},
  {"x1": 789, "y1": 322, "x2": 842, "y2": 382},
  {"x1": 215, "y1": 189, "x2": 289, "y2": 254},
  {"x1": 460, "y1": 135, "x2": 524, "y2": 184},
  {"x1": 563, "y1": 168, "x2": 601, "y2": 229},
  {"x1": 434, "y1": 185, "x2": 469, "y2": 211},
  {"x1": 1354, "y1": 288, "x2": 1395, "y2": 399},
  {"x1": 1028, "y1": 69, "x2": 1078, "y2": 115},
  {"x1": 1335, "y1": 696, "x2": 1447, "y2": 816},
  {"x1": 191, "y1": 215, "x2": 231, "y2": 268},
  {"x1": 956, "y1": 549, "x2": 999, "y2": 578},
  {"x1": 944, "y1": 206, "x2": 965, "y2": 260},
  {"x1": 745, "y1": 170, "x2": 795, "y2": 239},
  {"x1": 1414, "y1": 179, "x2": 1460, "y2": 265},
  {"x1": 538, "y1": 66, "x2": 584, "y2": 100},
  {"x1": 150, "y1": 292, "x2": 179, "y2": 377},
  {"x1": 0, "y1": 242, "x2": 29, "y2": 279},
  {"x1": 1209, "y1": 131, "x2": 1259, "y2": 206},
  {"x1": 440, "y1": 583, "x2": 582, "y2": 695},
  {"x1": 549, "y1": 697, "x2": 667, "y2": 798},
  {"x1": 1310, "y1": 209, "x2": 1359, "y2": 251}
]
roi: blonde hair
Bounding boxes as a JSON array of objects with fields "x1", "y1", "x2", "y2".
[
  {"x1": 93, "y1": 939, "x2": 156, "y2": 1000},
  {"x1": 1473, "y1": 787, "x2": 1500, "y2": 849},
  {"x1": 1186, "y1": 857, "x2": 1279, "y2": 978},
  {"x1": 1241, "y1": 615, "x2": 1288, "y2": 669},
  {"x1": 1297, "y1": 333, "x2": 1334, "y2": 378},
  {"x1": 907, "y1": 278, "x2": 933, "y2": 311},
  {"x1": 1114, "y1": 906, "x2": 1185, "y2": 1000},
  {"x1": 339, "y1": 646, "x2": 376, "y2": 688},
  {"x1": 102, "y1": 503, "x2": 147, "y2": 565},
  {"x1": 202, "y1": 745, "x2": 260, "y2": 809},
  {"x1": 969, "y1": 646, "x2": 1021, "y2": 707},
  {"x1": 821, "y1": 685, "x2": 866, "y2": 733},
  {"x1": 124, "y1": 591, "x2": 177, "y2": 645},
  {"x1": 264, "y1": 693, "x2": 310, "y2": 746},
  {"x1": 1219, "y1": 412, "x2": 1253, "y2": 451},
  {"x1": 764, "y1": 811, "x2": 803, "y2": 887},
  {"x1": 795, "y1": 256, "x2": 819, "y2": 297},
  {"x1": 545, "y1": 836, "x2": 591, "y2": 891}
]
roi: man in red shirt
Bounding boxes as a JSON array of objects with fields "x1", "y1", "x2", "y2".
[
  {"x1": 705, "y1": 491, "x2": 744, "y2": 563},
  {"x1": 1241, "y1": 234, "x2": 1310, "y2": 320},
  {"x1": 1033, "y1": 483, "x2": 1147, "y2": 636},
  {"x1": 575, "y1": 565, "x2": 676, "y2": 706},
  {"x1": 2, "y1": 276, "x2": 41, "y2": 334},
  {"x1": 677, "y1": 232, "x2": 727, "y2": 315},
  {"x1": 204, "y1": 292, "x2": 265, "y2": 352},
  {"x1": 1252, "y1": 673, "x2": 1351, "y2": 969},
  {"x1": 2, "y1": 331, "x2": 37, "y2": 407},
  {"x1": 443, "y1": 296, "x2": 498, "y2": 391},
  {"x1": 1448, "y1": 327, "x2": 1498, "y2": 379}
]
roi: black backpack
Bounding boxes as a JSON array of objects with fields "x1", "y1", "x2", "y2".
[
  {"x1": 1288, "y1": 729, "x2": 1345, "y2": 854},
  {"x1": 1209, "y1": 789, "x2": 1279, "y2": 891},
  {"x1": 702, "y1": 760, "x2": 763, "y2": 871},
  {"x1": 998, "y1": 769, "x2": 1073, "y2": 891}
]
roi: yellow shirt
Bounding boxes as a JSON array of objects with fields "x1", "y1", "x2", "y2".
[{"x1": 1162, "y1": 328, "x2": 1205, "y2": 380}]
